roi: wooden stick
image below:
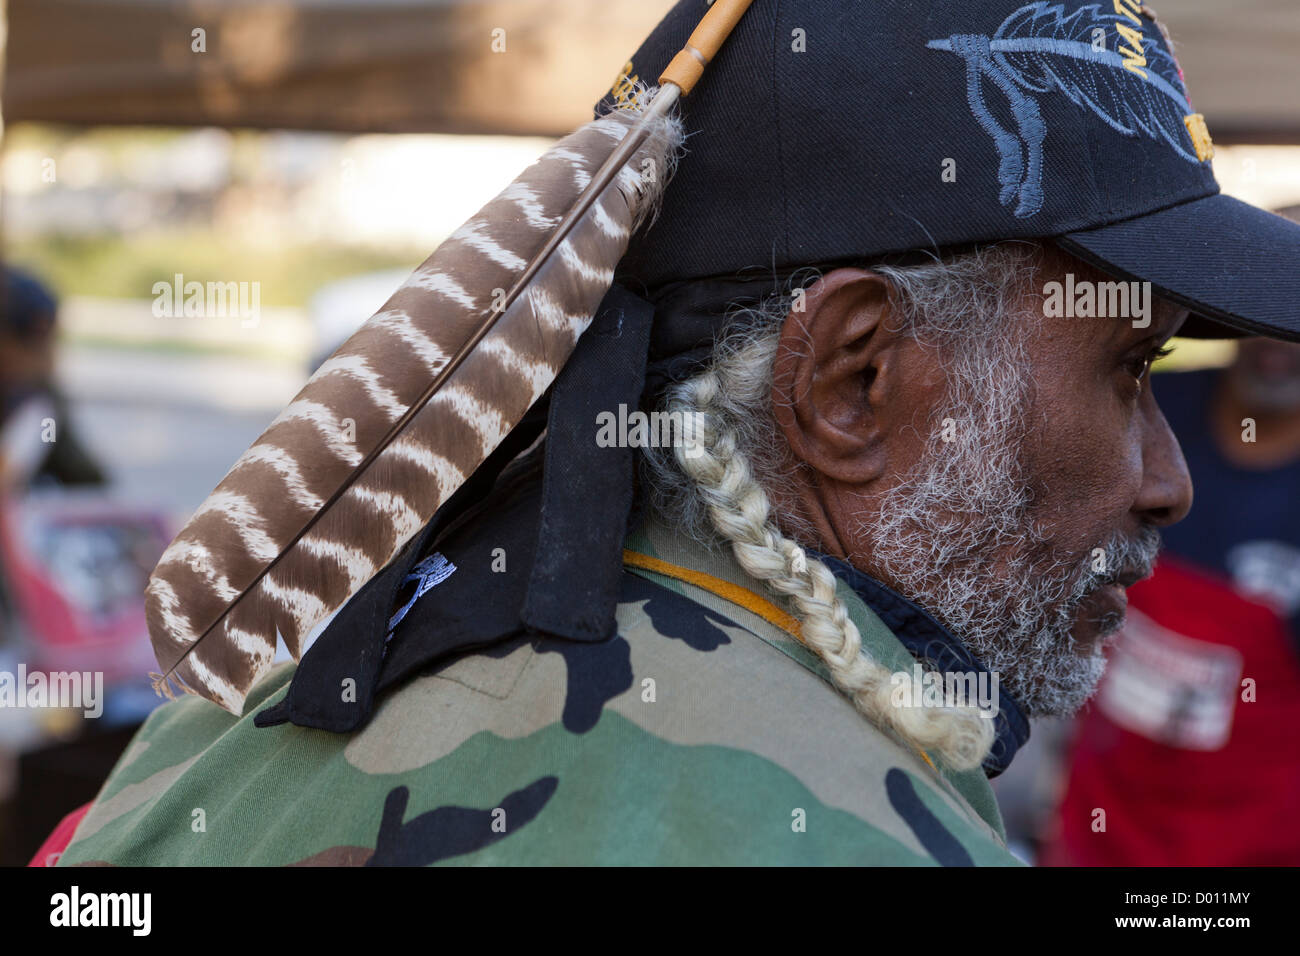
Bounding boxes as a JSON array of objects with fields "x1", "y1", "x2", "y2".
[{"x1": 659, "y1": 0, "x2": 758, "y2": 95}]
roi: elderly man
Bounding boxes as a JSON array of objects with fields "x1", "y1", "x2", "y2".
[{"x1": 47, "y1": 0, "x2": 1299, "y2": 866}]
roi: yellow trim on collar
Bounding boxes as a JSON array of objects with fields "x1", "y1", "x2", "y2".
[
  {"x1": 620, "y1": 548, "x2": 939, "y2": 774},
  {"x1": 622, "y1": 549, "x2": 804, "y2": 641}
]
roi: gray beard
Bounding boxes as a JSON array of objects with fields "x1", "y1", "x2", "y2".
[{"x1": 851, "y1": 339, "x2": 1160, "y2": 718}]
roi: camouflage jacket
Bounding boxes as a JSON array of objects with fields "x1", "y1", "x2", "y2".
[{"x1": 57, "y1": 512, "x2": 1024, "y2": 866}]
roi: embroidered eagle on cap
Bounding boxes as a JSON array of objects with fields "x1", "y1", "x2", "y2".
[{"x1": 928, "y1": 1, "x2": 1213, "y2": 218}]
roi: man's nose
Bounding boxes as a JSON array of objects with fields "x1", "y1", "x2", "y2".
[{"x1": 1134, "y1": 394, "x2": 1193, "y2": 527}]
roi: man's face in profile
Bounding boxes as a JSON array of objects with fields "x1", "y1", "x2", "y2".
[{"x1": 779, "y1": 245, "x2": 1194, "y2": 717}]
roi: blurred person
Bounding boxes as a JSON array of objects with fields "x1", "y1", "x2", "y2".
[
  {"x1": 0, "y1": 267, "x2": 108, "y2": 639},
  {"x1": 1043, "y1": 207, "x2": 1300, "y2": 866},
  {"x1": 0, "y1": 266, "x2": 106, "y2": 490}
]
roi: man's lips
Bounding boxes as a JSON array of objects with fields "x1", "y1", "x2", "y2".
[
  {"x1": 1094, "y1": 582, "x2": 1129, "y2": 616},
  {"x1": 1073, "y1": 581, "x2": 1133, "y2": 649},
  {"x1": 1098, "y1": 559, "x2": 1153, "y2": 591}
]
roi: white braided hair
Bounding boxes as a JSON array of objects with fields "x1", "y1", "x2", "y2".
[{"x1": 643, "y1": 243, "x2": 1043, "y2": 772}]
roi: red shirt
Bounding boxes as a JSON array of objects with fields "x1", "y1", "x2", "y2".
[{"x1": 1044, "y1": 556, "x2": 1300, "y2": 866}]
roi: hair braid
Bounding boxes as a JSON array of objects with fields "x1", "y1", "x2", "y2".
[{"x1": 666, "y1": 363, "x2": 996, "y2": 772}]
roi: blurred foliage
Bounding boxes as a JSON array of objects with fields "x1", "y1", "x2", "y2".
[
  {"x1": 5, "y1": 233, "x2": 422, "y2": 307},
  {"x1": 4, "y1": 123, "x2": 429, "y2": 308},
  {"x1": 4, "y1": 123, "x2": 190, "y2": 154},
  {"x1": 1157, "y1": 337, "x2": 1236, "y2": 372},
  {"x1": 4, "y1": 123, "x2": 276, "y2": 179}
]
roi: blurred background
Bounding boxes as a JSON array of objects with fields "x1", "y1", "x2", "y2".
[{"x1": 0, "y1": 0, "x2": 1298, "y2": 866}]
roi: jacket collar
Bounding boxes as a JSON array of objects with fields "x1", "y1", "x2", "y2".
[{"x1": 809, "y1": 551, "x2": 1030, "y2": 778}]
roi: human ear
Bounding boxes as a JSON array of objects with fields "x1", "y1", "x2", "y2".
[{"x1": 771, "y1": 268, "x2": 900, "y2": 484}]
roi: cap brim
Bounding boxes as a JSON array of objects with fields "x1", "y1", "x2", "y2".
[{"x1": 1056, "y1": 193, "x2": 1300, "y2": 343}]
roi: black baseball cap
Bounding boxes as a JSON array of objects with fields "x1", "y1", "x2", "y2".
[{"x1": 597, "y1": 0, "x2": 1300, "y2": 342}]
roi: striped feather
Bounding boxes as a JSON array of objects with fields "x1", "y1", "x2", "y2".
[{"x1": 146, "y1": 102, "x2": 684, "y2": 713}]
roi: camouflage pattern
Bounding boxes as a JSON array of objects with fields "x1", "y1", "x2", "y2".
[{"x1": 57, "y1": 515, "x2": 1023, "y2": 866}]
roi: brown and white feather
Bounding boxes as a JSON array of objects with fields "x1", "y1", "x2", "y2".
[{"x1": 146, "y1": 101, "x2": 684, "y2": 713}]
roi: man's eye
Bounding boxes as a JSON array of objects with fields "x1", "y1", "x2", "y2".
[
  {"x1": 1124, "y1": 345, "x2": 1174, "y2": 389},
  {"x1": 1123, "y1": 345, "x2": 1175, "y2": 395}
]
